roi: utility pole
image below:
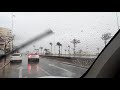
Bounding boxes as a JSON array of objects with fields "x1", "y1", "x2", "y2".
[
  {"x1": 68, "y1": 45, "x2": 70, "y2": 56},
  {"x1": 11, "y1": 12, "x2": 15, "y2": 51},
  {"x1": 61, "y1": 44, "x2": 62, "y2": 56},
  {"x1": 97, "y1": 47, "x2": 99, "y2": 55},
  {"x1": 116, "y1": 12, "x2": 119, "y2": 30},
  {"x1": 65, "y1": 49, "x2": 66, "y2": 56},
  {"x1": 71, "y1": 38, "x2": 80, "y2": 57}
]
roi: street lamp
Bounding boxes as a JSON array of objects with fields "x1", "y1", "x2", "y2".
[
  {"x1": 116, "y1": 12, "x2": 119, "y2": 30},
  {"x1": 68, "y1": 45, "x2": 70, "y2": 56},
  {"x1": 11, "y1": 12, "x2": 15, "y2": 50},
  {"x1": 97, "y1": 47, "x2": 99, "y2": 55}
]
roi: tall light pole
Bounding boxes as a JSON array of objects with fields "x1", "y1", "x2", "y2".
[
  {"x1": 71, "y1": 38, "x2": 80, "y2": 57},
  {"x1": 11, "y1": 12, "x2": 15, "y2": 50},
  {"x1": 65, "y1": 49, "x2": 66, "y2": 56},
  {"x1": 54, "y1": 33, "x2": 55, "y2": 55},
  {"x1": 116, "y1": 12, "x2": 119, "y2": 30},
  {"x1": 97, "y1": 47, "x2": 99, "y2": 55},
  {"x1": 68, "y1": 45, "x2": 70, "y2": 56}
]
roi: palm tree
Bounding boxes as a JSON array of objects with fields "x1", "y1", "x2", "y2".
[
  {"x1": 49, "y1": 42, "x2": 53, "y2": 54},
  {"x1": 39, "y1": 47, "x2": 43, "y2": 54},
  {"x1": 71, "y1": 38, "x2": 80, "y2": 56},
  {"x1": 56, "y1": 42, "x2": 62, "y2": 56},
  {"x1": 101, "y1": 33, "x2": 112, "y2": 46}
]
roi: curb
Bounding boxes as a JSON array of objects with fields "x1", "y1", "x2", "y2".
[{"x1": 0, "y1": 61, "x2": 10, "y2": 70}]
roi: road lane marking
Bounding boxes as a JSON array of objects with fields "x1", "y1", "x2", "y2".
[
  {"x1": 38, "y1": 67, "x2": 51, "y2": 76},
  {"x1": 18, "y1": 66, "x2": 23, "y2": 78},
  {"x1": 48, "y1": 64, "x2": 75, "y2": 74}
]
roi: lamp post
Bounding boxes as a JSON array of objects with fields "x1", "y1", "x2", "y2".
[
  {"x1": 11, "y1": 12, "x2": 15, "y2": 51},
  {"x1": 116, "y1": 12, "x2": 119, "y2": 30},
  {"x1": 68, "y1": 45, "x2": 70, "y2": 56}
]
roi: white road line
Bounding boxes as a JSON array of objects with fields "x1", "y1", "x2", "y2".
[
  {"x1": 18, "y1": 67, "x2": 23, "y2": 78},
  {"x1": 39, "y1": 67, "x2": 51, "y2": 76},
  {"x1": 48, "y1": 64, "x2": 75, "y2": 74}
]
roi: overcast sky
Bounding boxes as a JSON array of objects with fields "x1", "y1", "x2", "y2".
[{"x1": 0, "y1": 12, "x2": 119, "y2": 54}]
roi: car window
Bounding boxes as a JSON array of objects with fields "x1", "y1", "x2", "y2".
[{"x1": 0, "y1": 12, "x2": 119, "y2": 78}]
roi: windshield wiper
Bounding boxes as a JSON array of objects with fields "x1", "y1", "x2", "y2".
[{"x1": 0, "y1": 29, "x2": 53, "y2": 60}]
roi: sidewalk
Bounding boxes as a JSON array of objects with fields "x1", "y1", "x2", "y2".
[{"x1": 0, "y1": 57, "x2": 10, "y2": 69}]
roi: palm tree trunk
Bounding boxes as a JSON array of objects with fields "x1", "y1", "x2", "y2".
[
  {"x1": 74, "y1": 44, "x2": 75, "y2": 56},
  {"x1": 51, "y1": 45, "x2": 52, "y2": 54},
  {"x1": 61, "y1": 46, "x2": 62, "y2": 55},
  {"x1": 65, "y1": 50, "x2": 66, "y2": 56},
  {"x1": 59, "y1": 46, "x2": 60, "y2": 56}
]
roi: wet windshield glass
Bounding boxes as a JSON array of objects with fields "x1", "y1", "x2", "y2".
[{"x1": 0, "y1": 12, "x2": 119, "y2": 78}]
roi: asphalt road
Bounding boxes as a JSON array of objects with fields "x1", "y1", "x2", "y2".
[{"x1": 0, "y1": 55, "x2": 87, "y2": 78}]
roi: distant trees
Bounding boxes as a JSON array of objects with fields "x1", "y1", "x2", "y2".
[
  {"x1": 101, "y1": 33, "x2": 112, "y2": 46},
  {"x1": 71, "y1": 39, "x2": 80, "y2": 56}
]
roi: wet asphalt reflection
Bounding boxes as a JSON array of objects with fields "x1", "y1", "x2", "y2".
[{"x1": 0, "y1": 55, "x2": 87, "y2": 78}]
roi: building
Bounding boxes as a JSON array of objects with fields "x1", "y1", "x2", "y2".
[{"x1": 0, "y1": 27, "x2": 12, "y2": 53}]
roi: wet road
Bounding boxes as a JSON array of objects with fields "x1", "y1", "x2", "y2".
[{"x1": 0, "y1": 55, "x2": 87, "y2": 78}]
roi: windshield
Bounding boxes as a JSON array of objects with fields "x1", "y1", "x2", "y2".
[{"x1": 0, "y1": 12, "x2": 119, "y2": 78}]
